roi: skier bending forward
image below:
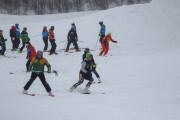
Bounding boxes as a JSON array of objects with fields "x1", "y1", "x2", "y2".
[{"x1": 69, "y1": 53, "x2": 94, "y2": 93}]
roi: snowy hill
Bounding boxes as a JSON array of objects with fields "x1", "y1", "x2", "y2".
[{"x1": 0, "y1": 0, "x2": 180, "y2": 120}]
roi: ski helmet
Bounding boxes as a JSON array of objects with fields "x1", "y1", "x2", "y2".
[
  {"x1": 99, "y1": 21, "x2": 103, "y2": 25},
  {"x1": 85, "y1": 48, "x2": 90, "y2": 51},
  {"x1": 86, "y1": 53, "x2": 93, "y2": 58},
  {"x1": 50, "y1": 26, "x2": 55, "y2": 30},
  {"x1": 23, "y1": 27, "x2": 27, "y2": 31},
  {"x1": 108, "y1": 32, "x2": 112, "y2": 36},
  {"x1": 15, "y1": 23, "x2": 19, "y2": 27},
  {"x1": 0, "y1": 30, "x2": 3, "y2": 33},
  {"x1": 71, "y1": 22, "x2": 75, "y2": 25},
  {"x1": 37, "y1": 50, "x2": 43, "y2": 56}
]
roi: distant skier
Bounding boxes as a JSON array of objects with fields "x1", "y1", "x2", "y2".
[
  {"x1": 23, "y1": 50, "x2": 54, "y2": 96},
  {"x1": 26, "y1": 43, "x2": 36, "y2": 71},
  {"x1": 42, "y1": 26, "x2": 49, "y2": 52},
  {"x1": 69, "y1": 53, "x2": 94, "y2": 93},
  {"x1": 10, "y1": 26, "x2": 17, "y2": 51},
  {"x1": 65, "y1": 26, "x2": 80, "y2": 52},
  {"x1": 83, "y1": 48, "x2": 101, "y2": 83},
  {"x1": 99, "y1": 33, "x2": 117, "y2": 56},
  {"x1": 99, "y1": 21, "x2": 106, "y2": 46},
  {"x1": 71, "y1": 22, "x2": 77, "y2": 48},
  {"x1": 19, "y1": 27, "x2": 30, "y2": 53},
  {"x1": 15, "y1": 23, "x2": 21, "y2": 49},
  {"x1": 0, "y1": 30, "x2": 7, "y2": 55},
  {"x1": 49, "y1": 26, "x2": 57, "y2": 55}
]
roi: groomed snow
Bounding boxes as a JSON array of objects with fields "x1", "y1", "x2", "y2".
[{"x1": 0, "y1": 0, "x2": 180, "y2": 120}]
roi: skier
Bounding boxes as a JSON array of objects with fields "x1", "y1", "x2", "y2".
[
  {"x1": 99, "y1": 32, "x2": 117, "y2": 56},
  {"x1": 49, "y1": 26, "x2": 57, "y2": 55},
  {"x1": 65, "y1": 26, "x2": 80, "y2": 52},
  {"x1": 69, "y1": 53, "x2": 94, "y2": 93},
  {"x1": 19, "y1": 27, "x2": 30, "y2": 53},
  {"x1": 26, "y1": 43, "x2": 36, "y2": 71},
  {"x1": 15, "y1": 23, "x2": 21, "y2": 49},
  {"x1": 0, "y1": 30, "x2": 7, "y2": 55},
  {"x1": 10, "y1": 26, "x2": 17, "y2": 51},
  {"x1": 23, "y1": 50, "x2": 54, "y2": 96},
  {"x1": 99, "y1": 21, "x2": 106, "y2": 46},
  {"x1": 83, "y1": 48, "x2": 101, "y2": 83},
  {"x1": 71, "y1": 22, "x2": 77, "y2": 48},
  {"x1": 42, "y1": 26, "x2": 49, "y2": 52}
]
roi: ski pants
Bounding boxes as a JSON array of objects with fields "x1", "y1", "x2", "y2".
[
  {"x1": 49, "y1": 39, "x2": 57, "y2": 53},
  {"x1": 0, "y1": 43, "x2": 6, "y2": 55},
  {"x1": 66, "y1": 40, "x2": 79, "y2": 50},
  {"x1": 72, "y1": 72, "x2": 94, "y2": 89},
  {"x1": 92, "y1": 68, "x2": 100, "y2": 78},
  {"x1": 99, "y1": 44, "x2": 109, "y2": 56},
  {"x1": 20, "y1": 41, "x2": 29, "y2": 52},
  {"x1": 43, "y1": 37, "x2": 48, "y2": 51},
  {"x1": 16, "y1": 37, "x2": 20, "y2": 49},
  {"x1": 11, "y1": 37, "x2": 17, "y2": 49},
  {"x1": 24, "y1": 72, "x2": 51, "y2": 92},
  {"x1": 99, "y1": 35, "x2": 105, "y2": 46},
  {"x1": 26, "y1": 59, "x2": 31, "y2": 71}
]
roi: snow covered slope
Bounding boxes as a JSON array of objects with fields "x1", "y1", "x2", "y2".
[{"x1": 0, "y1": 0, "x2": 180, "y2": 120}]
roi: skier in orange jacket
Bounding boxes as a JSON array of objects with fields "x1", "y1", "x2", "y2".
[{"x1": 99, "y1": 33, "x2": 117, "y2": 56}]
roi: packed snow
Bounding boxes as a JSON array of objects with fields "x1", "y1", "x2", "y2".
[{"x1": 0, "y1": 0, "x2": 180, "y2": 120}]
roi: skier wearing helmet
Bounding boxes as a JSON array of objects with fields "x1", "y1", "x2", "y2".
[
  {"x1": 99, "y1": 32, "x2": 117, "y2": 56},
  {"x1": 23, "y1": 50, "x2": 54, "y2": 96},
  {"x1": 69, "y1": 53, "x2": 94, "y2": 93}
]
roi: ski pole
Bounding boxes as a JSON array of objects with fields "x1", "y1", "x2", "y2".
[
  {"x1": 78, "y1": 41, "x2": 83, "y2": 43},
  {"x1": 94, "y1": 36, "x2": 99, "y2": 51},
  {"x1": 33, "y1": 34, "x2": 41, "y2": 37},
  {"x1": 116, "y1": 43, "x2": 120, "y2": 54},
  {"x1": 60, "y1": 41, "x2": 67, "y2": 43}
]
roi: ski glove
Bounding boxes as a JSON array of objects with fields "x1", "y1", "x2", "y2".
[{"x1": 98, "y1": 33, "x2": 101, "y2": 36}]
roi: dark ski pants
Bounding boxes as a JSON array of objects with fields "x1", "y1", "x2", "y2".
[
  {"x1": 43, "y1": 37, "x2": 48, "y2": 51},
  {"x1": 26, "y1": 59, "x2": 31, "y2": 71},
  {"x1": 0, "y1": 44, "x2": 6, "y2": 55},
  {"x1": 16, "y1": 38, "x2": 20, "y2": 49},
  {"x1": 20, "y1": 42, "x2": 29, "y2": 52},
  {"x1": 72, "y1": 73, "x2": 94, "y2": 89},
  {"x1": 50, "y1": 39, "x2": 57, "y2": 53},
  {"x1": 66, "y1": 40, "x2": 78, "y2": 50},
  {"x1": 24, "y1": 72, "x2": 51, "y2": 92},
  {"x1": 92, "y1": 68, "x2": 100, "y2": 78},
  {"x1": 99, "y1": 35, "x2": 105, "y2": 46}
]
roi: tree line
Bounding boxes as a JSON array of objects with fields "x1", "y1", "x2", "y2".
[{"x1": 0, "y1": 0, "x2": 151, "y2": 15}]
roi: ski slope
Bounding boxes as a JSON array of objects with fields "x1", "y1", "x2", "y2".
[{"x1": 0, "y1": 0, "x2": 180, "y2": 120}]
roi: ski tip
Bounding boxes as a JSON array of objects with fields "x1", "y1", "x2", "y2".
[{"x1": 29, "y1": 94, "x2": 35, "y2": 96}]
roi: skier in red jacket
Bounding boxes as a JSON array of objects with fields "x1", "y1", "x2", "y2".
[
  {"x1": 26, "y1": 43, "x2": 36, "y2": 71},
  {"x1": 99, "y1": 33, "x2": 117, "y2": 56}
]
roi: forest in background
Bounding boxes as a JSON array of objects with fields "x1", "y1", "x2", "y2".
[{"x1": 0, "y1": 0, "x2": 151, "y2": 15}]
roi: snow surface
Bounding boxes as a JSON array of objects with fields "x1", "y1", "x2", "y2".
[{"x1": 0, "y1": 0, "x2": 180, "y2": 120}]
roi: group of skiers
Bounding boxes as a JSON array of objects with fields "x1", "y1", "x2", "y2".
[{"x1": 0, "y1": 21, "x2": 117, "y2": 96}]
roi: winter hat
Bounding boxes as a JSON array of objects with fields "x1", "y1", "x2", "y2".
[
  {"x1": 0, "y1": 30, "x2": 3, "y2": 33},
  {"x1": 86, "y1": 53, "x2": 93, "y2": 58},
  {"x1": 11, "y1": 26, "x2": 15, "y2": 30}
]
